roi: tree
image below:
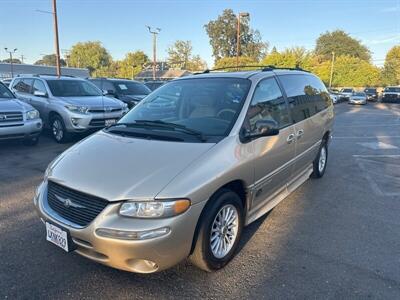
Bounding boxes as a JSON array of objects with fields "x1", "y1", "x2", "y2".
[
  {"x1": 315, "y1": 30, "x2": 371, "y2": 61},
  {"x1": 116, "y1": 51, "x2": 150, "y2": 79},
  {"x1": 214, "y1": 56, "x2": 258, "y2": 70},
  {"x1": 381, "y1": 46, "x2": 400, "y2": 85},
  {"x1": 262, "y1": 47, "x2": 314, "y2": 70},
  {"x1": 68, "y1": 41, "x2": 112, "y2": 74},
  {"x1": 204, "y1": 9, "x2": 267, "y2": 61},
  {"x1": 167, "y1": 40, "x2": 207, "y2": 71},
  {"x1": 167, "y1": 40, "x2": 192, "y2": 69},
  {"x1": 2, "y1": 58, "x2": 22, "y2": 64},
  {"x1": 34, "y1": 54, "x2": 66, "y2": 67}
]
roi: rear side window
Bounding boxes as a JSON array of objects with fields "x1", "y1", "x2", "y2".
[
  {"x1": 245, "y1": 77, "x2": 291, "y2": 130},
  {"x1": 278, "y1": 75, "x2": 331, "y2": 123},
  {"x1": 13, "y1": 78, "x2": 33, "y2": 94}
]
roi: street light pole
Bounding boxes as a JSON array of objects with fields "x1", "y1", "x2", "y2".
[
  {"x1": 4, "y1": 48, "x2": 17, "y2": 78},
  {"x1": 146, "y1": 26, "x2": 161, "y2": 80},
  {"x1": 236, "y1": 12, "x2": 249, "y2": 70},
  {"x1": 329, "y1": 51, "x2": 335, "y2": 89},
  {"x1": 52, "y1": 0, "x2": 61, "y2": 77}
]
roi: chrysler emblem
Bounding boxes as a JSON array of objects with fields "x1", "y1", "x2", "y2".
[{"x1": 55, "y1": 194, "x2": 85, "y2": 209}]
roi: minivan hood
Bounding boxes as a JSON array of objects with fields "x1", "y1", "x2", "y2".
[
  {"x1": 0, "y1": 98, "x2": 32, "y2": 112},
  {"x1": 57, "y1": 96, "x2": 123, "y2": 108},
  {"x1": 47, "y1": 131, "x2": 214, "y2": 201}
]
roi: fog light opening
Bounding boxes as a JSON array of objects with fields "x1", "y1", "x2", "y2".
[
  {"x1": 95, "y1": 227, "x2": 170, "y2": 240},
  {"x1": 71, "y1": 118, "x2": 80, "y2": 126}
]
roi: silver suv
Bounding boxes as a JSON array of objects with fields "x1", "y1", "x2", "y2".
[
  {"x1": 34, "y1": 68, "x2": 334, "y2": 273},
  {"x1": 0, "y1": 82, "x2": 42, "y2": 145},
  {"x1": 10, "y1": 75, "x2": 128, "y2": 143}
]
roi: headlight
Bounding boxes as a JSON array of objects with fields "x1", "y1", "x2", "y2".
[
  {"x1": 26, "y1": 109, "x2": 40, "y2": 120},
  {"x1": 65, "y1": 105, "x2": 89, "y2": 114},
  {"x1": 119, "y1": 199, "x2": 191, "y2": 218}
]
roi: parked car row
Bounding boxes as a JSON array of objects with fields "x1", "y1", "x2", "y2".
[{"x1": 328, "y1": 86, "x2": 400, "y2": 105}]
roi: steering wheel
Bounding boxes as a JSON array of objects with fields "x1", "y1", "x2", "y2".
[{"x1": 217, "y1": 108, "x2": 236, "y2": 121}]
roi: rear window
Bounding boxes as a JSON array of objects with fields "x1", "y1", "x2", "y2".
[
  {"x1": 113, "y1": 81, "x2": 151, "y2": 95},
  {"x1": 385, "y1": 87, "x2": 400, "y2": 93}
]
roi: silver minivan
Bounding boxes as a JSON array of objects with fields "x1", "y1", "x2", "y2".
[
  {"x1": 10, "y1": 75, "x2": 128, "y2": 143},
  {"x1": 34, "y1": 68, "x2": 334, "y2": 273}
]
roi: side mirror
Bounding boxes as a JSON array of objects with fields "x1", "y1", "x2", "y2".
[
  {"x1": 33, "y1": 90, "x2": 47, "y2": 98},
  {"x1": 241, "y1": 119, "x2": 279, "y2": 142}
]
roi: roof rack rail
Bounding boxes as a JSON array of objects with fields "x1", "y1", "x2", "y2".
[
  {"x1": 17, "y1": 73, "x2": 77, "y2": 78},
  {"x1": 195, "y1": 65, "x2": 309, "y2": 74}
]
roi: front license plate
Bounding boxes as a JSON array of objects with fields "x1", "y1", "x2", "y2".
[
  {"x1": 105, "y1": 119, "x2": 117, "y2": 126},
  {"x1": 46, "y1": 222, "x2": 69, "y2": 252}
]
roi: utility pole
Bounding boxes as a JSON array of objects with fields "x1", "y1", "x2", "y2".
[
  {"x1": 52, "y1": 0, "x2": 61, "y2": 77},
  {"x1": 146, "y1": 26, "x2": 161, "y2": 80},
  {"x1": 329, "y1": 51, "x2": 335, "y2": 89},
  {"x1": 236, "y1": 12, "x2": 249, "y2": 70},
  {"x1": 4, "y1": 48, "x2": 17, "y2": 78},
  {"x1": 20, "y1": 55, "x2": 25, "y2": 64},
  {"x1": 36, "y1": 0, "x2": 62, "y2": 77}
]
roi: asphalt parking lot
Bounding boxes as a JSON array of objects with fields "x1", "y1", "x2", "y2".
[{"x1": 1, "y1": 103, "x2": 400, "y2": 299}]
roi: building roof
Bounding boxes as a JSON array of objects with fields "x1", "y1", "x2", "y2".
[{"x1": 0, "y1": 63, "x2": 89, "y2": 79}]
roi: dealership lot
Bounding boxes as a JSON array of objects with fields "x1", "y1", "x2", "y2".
[{"x1": 1, "y1": 103, "x2": 400, "y2": 299}]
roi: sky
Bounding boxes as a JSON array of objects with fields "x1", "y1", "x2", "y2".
[{"x1": 0, "y1": 0, "x2": 399, "y2": 68}]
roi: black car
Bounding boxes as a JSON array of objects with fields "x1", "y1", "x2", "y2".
[
  {"x1": 89, "y1": 78, "x2": 151, "y2": 108},
  {"x1": 144, "y1": 80, "x2": 165, "y2": 91},
  {"x1": 382, "y1": 86, "x2": 400, "y2": 103},
  {"x1": 364, "y1": 88, "x2": 378, "y2": 101}
]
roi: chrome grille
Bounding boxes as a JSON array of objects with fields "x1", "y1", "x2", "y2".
[
  {"x1": 47, "y1": 181, "x2": 109, "y2": 227},
  {"x1": 88, "y1": 108, "x2": 122, "y2": 113},
  {"x1": 0, "y1": 111, "x2": 23, "y2": 123}
]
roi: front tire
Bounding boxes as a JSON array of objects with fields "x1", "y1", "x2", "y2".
[
  {"x1": 311, "y1": 141, "x2": 328, "y2": 178},
  {"x1": 51, "y1": 115, "x2": 70, "y2": 143},
  {"x1": 190, "y1": 189, "x2": 244, "y2": 272}
]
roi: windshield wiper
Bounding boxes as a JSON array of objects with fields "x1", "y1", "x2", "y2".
[{"x1": 134, "y1": 120, "x2": 206, "y2": 142}]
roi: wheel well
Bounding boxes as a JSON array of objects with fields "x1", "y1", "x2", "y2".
[
  {"x1": 48, "y1": 111, "x2": 60, "y2": 122},
  {"x1": 322, "y1": 131, "x2": 330, "y2": 143},
  {"x1": 189, "y1": 180, "x2": 247, "y2": 254}
]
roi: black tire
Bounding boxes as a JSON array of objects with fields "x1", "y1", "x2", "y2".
[
  {"x1": 23, "y1": 136, "x2": 39, "y2": 146},
  {"x1": 311, "y1": 141, "x2": 328, "y2": 178},
  {"x1": 189, "y1": 189, "x2": 244, "y2": 272},
  {"x1": 50, "y1": 115, "x2": 70, "y2": 143}
]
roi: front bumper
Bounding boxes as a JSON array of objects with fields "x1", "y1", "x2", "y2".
[
  {"x1": 0, "y1": 119, "x2": 42, "y2": 141},
  {"x1": 33, "y1": 181, "x2": 205, "y2": 273},
  {"x1": 64, "y1": 111, "x2": 126, "y2": 133}
]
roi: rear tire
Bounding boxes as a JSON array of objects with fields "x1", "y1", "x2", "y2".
[
  {"x1": 311, "y1": 141, "x2": 328, "y2": 178},
  {"x1": 50, "y1": 115, "x2": 70, "y2": 143},
  {"x1": 189, "y1": 189, "x2": 244, "y2": 272}
]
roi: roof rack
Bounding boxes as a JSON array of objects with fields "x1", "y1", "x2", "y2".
[
  {"x1": 16, "y1": 73, "x2": 76, "y2": 78},
  {"x1": 196, "y1": 65, "x2": 309, "y2": 74}
]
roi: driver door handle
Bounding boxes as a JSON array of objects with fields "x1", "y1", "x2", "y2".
[
  {"x1": 296, "y1": 129, "x2": 304, "y2": 139},
  {"x1": 287, "y1": 134, "x2": 295, "y2": 144}
]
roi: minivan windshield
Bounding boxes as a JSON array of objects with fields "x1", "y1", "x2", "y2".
[
  {"x1": 113, "y1": 81, "x2": 151, "y2": 95},
  {"x1": 116, "y1": 77, "x2": 251, "y2": 140},
  {"x1": 0, "y1": 83, "x2": 14, "y2": 99},
  {"x1": 47, "y1": 80, "x2": 102, "y2": 97}
]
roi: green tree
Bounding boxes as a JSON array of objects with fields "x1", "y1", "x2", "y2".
[
  {"x1": 34, "y1": 54, "x2": 66, "y2": 67},
  {"x1": 262, "y1": 47, "x2": 314, "y2": 70},
  {"x1": 315, "y1": 30, "x2": 371, "y2": 61},
  {"x1": 167, "y1": 40, "x2": 192, "y2": 69},
  {"x1": 116, "y1": 51, "x2": 150, "y2": 79},
  {"x1": 167, "y1": 40, "x2": 207, "y2": 71},
  {"x1": 313, "y1": 55, "x2": 380, "y2": 87},
  {"x1": 381, "y1": 46, "x2": 400, "y2": 85},
  {"x1": 68, "y1": 41, "x2": 112, "y2": 74},
  {"x1": 214, "y1": 56, "x2": 259, "y2": 70},
  {"x1": 2, "y1": 58, "x2": 22, "y2": 64},
  {"x1": 204, "y1": 9, "x2": 267, "y2": 62}
]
